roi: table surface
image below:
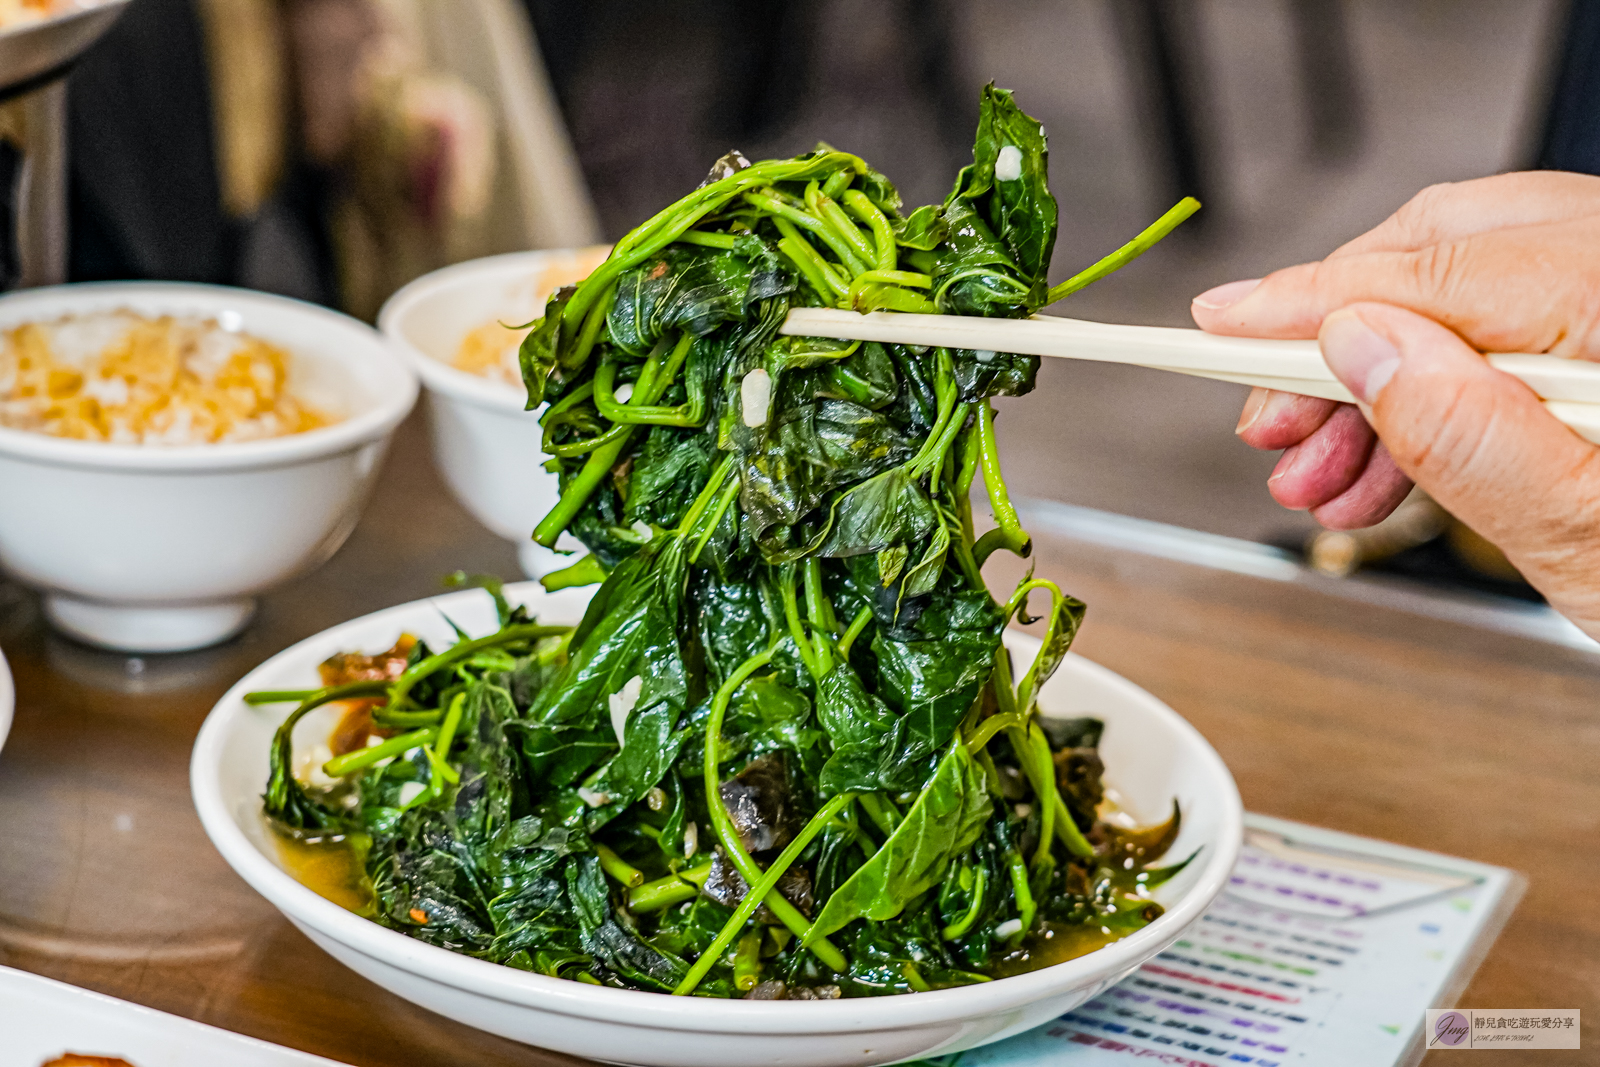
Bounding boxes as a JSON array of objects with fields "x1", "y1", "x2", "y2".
[{"x1": 1, "y1": 412, "x2": 1595, "y2": 1067}]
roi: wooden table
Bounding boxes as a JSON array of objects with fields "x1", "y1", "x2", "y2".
[{"x1": 1, "y1": 412, "x2": 1595, "y2": 1066}]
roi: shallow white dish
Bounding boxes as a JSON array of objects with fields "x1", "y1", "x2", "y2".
[
  {"x1": 0, "y1": 646, "x2": 12, "y2": 755},
  {"x1": 377, "y1": 249, "x2": 606, "y2": 579},
  {"x1": 0, "y1": 964, "x2": 349, "y2": 1066},
  {"x1": 192, "y1": 582, "x2": 1242, "y2": 1067},
  {"x1": 0, "y1": 283, "x2": 418, "y2": 652}
]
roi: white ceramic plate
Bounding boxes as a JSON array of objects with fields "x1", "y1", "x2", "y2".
[
  {"x1": 0, "y1": 964, "x2": 350, "y2": 1066},
  {"x1": 0, "y1": 645, "x2": 12, "y2": 755},
  {"x1": 192, "y1": 583, "x2": 1242, "y2": 1067}
]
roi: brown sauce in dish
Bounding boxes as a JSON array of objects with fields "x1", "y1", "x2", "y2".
[
  {"x1": 271, "y1": 831, "x2": 375, "y2": 917},
  {"x1": 42, "y1": 1057, "x2": 137, "y2": 1066}
]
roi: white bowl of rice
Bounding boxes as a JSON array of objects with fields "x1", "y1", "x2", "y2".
[
  {"x1": 0, "y1": 282, "x2": 418, "y2": 652},
  {"x1": 378, "y1": 248, "x2": 608, "y2": 578}
]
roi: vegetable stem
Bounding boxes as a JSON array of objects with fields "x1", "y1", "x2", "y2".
[
  {"x1": 564, "y1": 282, "x2": 617, "y2": 376},
  {"x1": 391, "y1": 623, "x2": 569, "y2": 707},
  {"x1": 674, "y1": 792, "x2": 853, "y2": 995},
  {"x1": 563, "y1": 151, "x2": 865, "y2": 327},
  {"x1": 744, "y1": 191, "x2": 867, "y2": 277},
  {"x1": 592, "y1": 334, "x2": 703, "y2": 427},
  {"x1": 971, "y1": 528, "x2": 1008, "y2": 569},
  {"x1": 975, "y1": 402, "x2": 1031, "y2": 558},
  {"x1": 676, "y1": 453, "x2": 738, "y2": 539},
  {"x1": 323, "y1": 726, "x2": 437, "y2": 778},
  {"x1": 808, "y1": 182, "x2": 878, "y2": 270},
  {"x1": 540, "y1": 554, "x2": 608, "y2": 591},
  {"x1": 773, "y1": 218, "x2": 848, "y2": 300},
  {"x1": 802, "y1": 559, "x2": 837, "y2": 670},
  {"x1": 688, "y1": 471, "x2": 742, "y2": 565},
  {"x1": 1006, "y1": 849, "x2": 1035, "y2": 944},
  {"x1": 837, "y1": 606, "x2": 873, "y2": 660},
  {"x1": 701, "y1": 644, "x2": 848, "y2": 975},
  {"x1": 820, "y1": 168, "x2": 853, "y2": 200},
  {"x1": 841, "y1": 189, "x2": 897, "y2": 272},
  {"x1": 595, "y1": 843, "x2": 645, "y2": 887},
  {"x1": 676, "y1": 229, "x2": 739, "y2": 250},
  {"x1": 534, "y1": 333, "x2": 698, "y2": 546},
  {"x1": 264, "y1": 680, "x2": 392, "y2": 822},
  {"x1": 940, "y1": 863, "x2": 987, "y2": 940},
  {"x1": 245, "y1": 689, "x2": 316, "y2": 704},
  {"x1": 858, "y1": 793, "x2": 898, "y2": 837},
  {"x1": 1045, "y1": 196, "x2": 1201, "y2": 304},
  {"x1": 733, "y1": 930, "x2": 763, "y2": 990},
  {"x1": 779, "y1": 567, "x2": 819, "y2": 677},
  {"x1": 627, "y1": 862, "x2": 712, "y2": 912},
  {"x1": 424, "y1": 692, "x2": 467, "y2": 798}
]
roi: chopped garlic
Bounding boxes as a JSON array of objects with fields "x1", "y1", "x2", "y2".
[
  {"x1": 741, "y1": 368, "x2": 772, "y2": 427},
  {"x1": 397, "y1": 781, "x2": 426, "y2": 807},
  {"x1": 683, "y1": 820, "x2": 699, "y2": 858},
  {"x1": 995, "y1": 145, "x2": 1023, "y2": 182},
  {"x1": 630, "y1": 520, "x2": 653, "y2": 542},
  {"x1": 994, "y1": 918, "x2": 1023, "y2": 940},
  {"x1": 300, "y1": 744, "x2": 337, "y2": 789},
  {"x1": 974, "y1": 349, "x2": 996, "y2": 363},
  {"x1": 614, "y1": 382, "x2": 634, "y2": 404},
  {"x1": 609, "y1": 674, "x2": 644, "y2": 747},
  {"x1": 578, "y1": 786, "x2": 613, "y2": 808}
]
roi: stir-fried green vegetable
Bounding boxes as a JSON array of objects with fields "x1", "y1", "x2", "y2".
[{"x1": 258, "y1": 85, "x2": 1195, "y2": 998}]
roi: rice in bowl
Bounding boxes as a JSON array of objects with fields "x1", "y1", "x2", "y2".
[
  {"x1": 0, "y1": 311, "x2": 332, "y2": 445},
  {"x1": 449, "y1": 245, "x2": 609, "y2": 387}
]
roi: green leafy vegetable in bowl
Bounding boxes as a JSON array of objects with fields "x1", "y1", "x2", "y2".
[{"x1": 254, "y1": 85, "x2": 1197, "y2": 999}]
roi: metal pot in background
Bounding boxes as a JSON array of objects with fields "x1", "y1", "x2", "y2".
[{"x1": 0, "y1": 1, "x2": 130, "y2": 290}]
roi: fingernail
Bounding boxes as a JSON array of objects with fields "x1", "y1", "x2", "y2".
[
  {"x1": 1236, "y1": 388, "x2": 1268, "y2": 434},
  {"x1": 1192, "y1": 278, "x2": 1261, "y2": 310},
  {"x1": 1236, "y1": 388, "x2": 1300, "y2": 436},
  {"x1": 1321, "y1": 309, "x2": 1399, "y2": 404}
]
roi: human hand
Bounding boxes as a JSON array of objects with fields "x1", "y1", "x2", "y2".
[{"x1": 1189, "y1": 172, "x2": 1600, "y2": 636}]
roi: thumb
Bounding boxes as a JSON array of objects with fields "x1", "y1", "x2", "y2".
[{"x1": 1320, "y1": 303, "x2": 1600, "y2": 636}]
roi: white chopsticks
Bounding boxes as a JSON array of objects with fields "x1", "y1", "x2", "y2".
[{"x1": 781, "y1": 308, "x2": 1600, "y2": 444}]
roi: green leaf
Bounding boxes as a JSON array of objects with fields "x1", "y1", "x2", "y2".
[
  {"x1": 517, "y1": 286, "x2": 572, "y2": 408},
  {"x1": 815, "y1": 467, "x2": 937, "y2": 559},
  {"x1": 951, "y1": 83, "x2": 1059, "y2": 291},
  {"x1": 809, "y1": 743, "x2": 993, "y2": 940},
  {"x1": 892, "y1": 204, "x2": 947, "y2": 251}
]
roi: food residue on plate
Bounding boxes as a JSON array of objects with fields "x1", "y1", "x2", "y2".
[
  {"x1": 0, "y1": 311, "x2": 331, "y2": 445},
  {"x1": 450, "y1": 245, "x2": 609, "y2": 386}
]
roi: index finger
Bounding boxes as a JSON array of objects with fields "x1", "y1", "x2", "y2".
[
  {"x1": 1329, "y1": 172, "x2": 1600, "y2": 259},
  {"x1": 1192, "y1": 218, "x2": 1600, "y2": 360}
]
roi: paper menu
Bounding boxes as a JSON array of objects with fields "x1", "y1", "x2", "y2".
[{"x1": 915, "y1": 814, "x2": 1523, "y2": 1067}]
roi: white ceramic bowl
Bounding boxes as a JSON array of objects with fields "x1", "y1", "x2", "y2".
[
  {"x1": 377, "y1": 249, "x2": 607, "y2": 579},
  {"x1": 0, "y1": 283, "x2": 418, "y2": 652},
  {"x1": 0, "y1": 646, "x2": 12, "y2": 755},
  {"x1": 192, "y1": 582, "x2": 1242, "y2": 1067}
]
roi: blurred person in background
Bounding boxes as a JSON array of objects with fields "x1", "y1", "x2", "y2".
[{"x1": 66, "y1": 0, "x2": 597, "y2": 318}]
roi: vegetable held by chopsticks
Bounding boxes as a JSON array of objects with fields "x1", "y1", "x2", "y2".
[{"x1": 256, "y1": 84, "x2": 1195, "y2": 998}]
